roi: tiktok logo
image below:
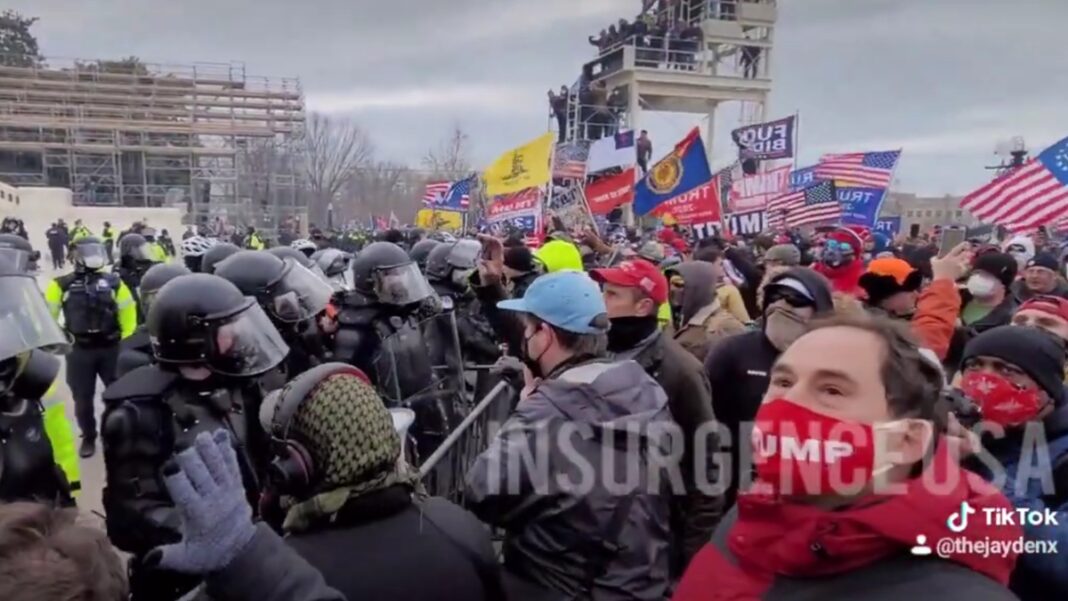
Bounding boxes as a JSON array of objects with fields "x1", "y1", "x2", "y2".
[{"x1": 947, "y1": 501, "x2": 976, "y2": 533}]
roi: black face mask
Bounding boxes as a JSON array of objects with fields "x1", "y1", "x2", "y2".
[
  {"x1": 606, "y1": 315, "x2": 659, "y2": 353},
  {"x1": 520, "y1": 328, "x2": 547, "y2": 379}
]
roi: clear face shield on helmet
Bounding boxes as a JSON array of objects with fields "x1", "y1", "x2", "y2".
[
  {"x1": 0, "y1": 275, "x2": 71, "y2": 361},
  {"x1": 0, "y1": 248, "x2": 31, "y2": 273},
  {"x1": 373, "y1": 262, "x2": 434, "y2": 306},
  {"x1": 74, "y1": 242, "x2": 108, "y2": 270},
  {"x1": 269, "y1": 259, "x2": 335, "y2": 323},
  {"x1": 207, "y1": 302, "x2": 290, "y2": 377}
]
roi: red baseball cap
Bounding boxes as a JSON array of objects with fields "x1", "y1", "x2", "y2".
[{"x1": 591, "y1": 260, "x2": 668, "y2": 304}]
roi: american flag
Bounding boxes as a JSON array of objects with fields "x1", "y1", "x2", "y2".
[
  {"x1": 815, "y1": 150, "x2": 900, "y2": 189},
  {"x1": 961, "y1": 136, "x2": 1068, "y2": 233},
  {"x1": 714, "y1": 162, "x2": 738, "y2": 211},
  {"x1": 422, "y1": 181, "x2": 451, "y2": 206},
  {"x1": 553, "y1": 141, "x2": 590, "y2": 179},
  {"x1": 766, "y1": 181, "x2": 839, "y2": 228}
]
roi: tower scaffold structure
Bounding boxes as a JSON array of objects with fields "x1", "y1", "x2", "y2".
[
  {"x1": 0, "y1": 55, "x2": 306, "y2": 234},
  {"x1": 555, "y1": 0, "x2": 777, "y2": 163}
]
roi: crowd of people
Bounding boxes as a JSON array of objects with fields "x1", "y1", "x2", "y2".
[{"x1": 2, "y1": 212, "x2": 1068, "y2": 601}]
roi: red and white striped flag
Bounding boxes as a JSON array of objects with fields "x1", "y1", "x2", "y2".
[
  {"x1": 422, "y1": 181, "x2": 451, "y2": 206},
  {"x1": 961, "y1": 136, "x2": 1068, "y2": 233}
]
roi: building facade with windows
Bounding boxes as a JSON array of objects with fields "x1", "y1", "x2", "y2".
[{"x1": 880, "y1": 192, "x2": 979, "y2": 233}]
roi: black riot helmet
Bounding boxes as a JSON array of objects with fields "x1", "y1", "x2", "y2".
[
  {"x1": 0, "y1": 233, "x2": 39, "y2": 273},
  {"x1": 351, "y1": 241, "x2": 434, "y2": 306},
  {"x1": 201, "y1": 242, "x2": 240, "y2": 274},
  {"x1": 215, "y1": 251, "x2": 333, "y2": 324},
  {"x1": 425, "y1": 239, "x2": 480, "y2": 283},
  {"x1": 70, "y1": 236, "x2": 108, "y2": 272},
  {"x1": 267, "y1": 246, "x2": 314, "y2": 269},
  {"x1": 139, "y1": 263, "x2": 191, "y2": 319},
  {"x1": 118, "y1": 233, "x2": 155, "y2": 264},
  {"x1": 409, "y1": 239, "x2": 442, "y2": 272},
  {"x1": 147, "y1": 274, "x2": 289, "y2": 377}
]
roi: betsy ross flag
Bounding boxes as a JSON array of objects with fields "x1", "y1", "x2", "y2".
[
  {"x1": 766, "y1": 180, "x2": 839, "y2": 228},
  {"x1": 961, "y1": 135, "x2": 1068, "y2": 233},
  {"x1": 815, "y1": 150, "x2": 900, "y2": 188}
]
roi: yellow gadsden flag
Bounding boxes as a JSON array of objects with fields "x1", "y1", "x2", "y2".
[
  {"x1": 415, "y1": 208, "x2": 463, "y2": 231},
  {"x1": 483, "y1": 132, "x2": 554, "y2": 197}
]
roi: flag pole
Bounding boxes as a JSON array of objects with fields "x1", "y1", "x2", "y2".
[{"x1": 792, "y1": 110, "x2": 801, "y2": 172}]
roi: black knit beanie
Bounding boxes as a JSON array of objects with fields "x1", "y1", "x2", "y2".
[
  {"x1": 961, "y1": 326, "x2": 1065, "y2": 403},
  {"x1": 504, "y1": 246, "x2": 537, "y2": 273},
  {"x1": 972, "y1": 252, "x2": 1018, "y2": 289}
]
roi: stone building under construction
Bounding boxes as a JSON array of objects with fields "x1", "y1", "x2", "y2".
[{"x1": 0, "y1": 57, "x2": 306, "y2": 232}]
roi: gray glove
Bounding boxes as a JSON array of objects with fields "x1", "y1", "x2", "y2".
[{"x1": 148, "y1": 429, "x2": 256, "y2": 574}]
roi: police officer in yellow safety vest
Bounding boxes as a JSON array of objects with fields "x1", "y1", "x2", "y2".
[
  {"x1": 244, "y1": 225, "x2": 265, "y2": 250},
  {"x1": 0, "y1": 267, "x2": 80, "y2": 505},
  {"x1": 101, "y1": 220, "x2": 116, "y2": 264},
  {"x1": 69, "y1": 219, "x2": 92, "y2": 243},
  {"x1": 44, "y1": 236, "x2": 137, "y2": 459}
]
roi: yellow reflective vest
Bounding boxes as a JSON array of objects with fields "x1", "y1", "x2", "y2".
[
  {"x1": 41, "y1": 382, "x2": 80, "y2": 495},
  {"x1": 44, "y1": 271, "x2": 138, "y2": 340}
]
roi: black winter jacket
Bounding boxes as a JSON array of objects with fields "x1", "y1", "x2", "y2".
[{"x1": 287, "y1": 486, "x2": 500, "y2": 601}]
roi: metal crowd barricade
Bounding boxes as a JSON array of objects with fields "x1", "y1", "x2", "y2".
[{"x1": 419, "y1": 379, "x2": 517, "y2": 504}]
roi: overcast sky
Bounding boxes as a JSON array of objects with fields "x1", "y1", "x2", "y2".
[{"x1": 15, "y1": 0, "x2": 1068, "y2": 196}]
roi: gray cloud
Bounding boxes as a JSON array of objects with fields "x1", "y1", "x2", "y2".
[{"x1": 13, "y1": 0, "x2": 1068, "y2": 196}]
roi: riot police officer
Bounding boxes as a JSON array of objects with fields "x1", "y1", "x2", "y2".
[
  {"x1": 267, "y1": 245, "x2": 334, "y2": 288},
  {"x1": 424, "y1": 239, "x2": 500, "y2": 366},
  {"x1": 334, "y1": 241, "x2": 456, "y2": 460},
  {"x1": 200, "y1": 241, "x2": 240, "y2": 274},
  {"x1": 214, "y1": 251, "x2": 334, "y2": 376},
  {"x1": 115, "y1": 232, "x2": 159, "y2": 320},
  {"x1": 409, "y1": 238, "x2": 442, "y2": 273},
  {"x1": 44, "y1": 236, "x2": 136, "y2": 458},
  {"x1": 101, "y1": 273, "x2": 289, "y2": 600},
  {"x1": 309, "y1": 247, "x2": 353, "y2": 291},
  {"x1": 0, "y1": 232, "x2": 40, "y2": 272},
  {"x1": 116, "y1": 262, "x2": 191, "y2": 378},
  {"x1": 0, "y1": 268, "x2": 79, "y2": 505}
]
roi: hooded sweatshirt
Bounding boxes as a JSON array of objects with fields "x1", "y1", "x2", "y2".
[
  {"x1": 814, "y1": 257, "x2": 866, "y2": 297},
  {"x1": 674, "y1": 442, "x2": 1021, "y2": 601},
  {"x1": 704, "y1": 268, "x2": 835, "y2": 506},
  {"x1": 669, "y1": 261, "x2": 746, "y2": 362},
  {"x1": 1003, "y1": 235, "x2": 1036, "y2": 271},
  {"x1": 466, "y1": 358, "x2": 673, "y2": 601}
]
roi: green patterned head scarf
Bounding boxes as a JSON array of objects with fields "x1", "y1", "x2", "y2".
[
  {"x1": 289, "y1": 373, "x2": 400, "y2": 491},
  {"x1": 283, "y1": 373, "x2": 422, "y2": 533}
]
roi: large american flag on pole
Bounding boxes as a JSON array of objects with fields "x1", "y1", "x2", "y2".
[
  {"x1": 815, "y1": 150, "x2": 900, "y2": 188},
  {"x1": 766, "y1": 180, "x2": 839, "y2": 228},
  {"x1": 961, "y1": 135, "x2": 1068, "y2": 233}
]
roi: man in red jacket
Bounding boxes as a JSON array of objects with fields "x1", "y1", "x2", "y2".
[
  {"x1": 813, "y1": 226, "x2": 867, "y2": 297},
  {"x1": 675, "y1": 314, "x2": 1022, "y2": 601}
]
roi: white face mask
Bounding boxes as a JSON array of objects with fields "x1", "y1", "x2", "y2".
[
  {"x1": 966, "y1": 273, "x2": 998, "y2": 299},
  {"x1": 764, "y1": 307, "x2": 808, "y2": 352}
]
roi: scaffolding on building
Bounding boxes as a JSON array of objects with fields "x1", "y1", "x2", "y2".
[{"x1": 0, "y1": 55, "x2": 306, "y2": 233}]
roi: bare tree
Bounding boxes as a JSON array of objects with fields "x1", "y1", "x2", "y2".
[
  {"x1": 344, "y1": 162, "x2": 424, "y2": 224},
  {"x1": 303, "y1": 112, "x2": 374, "y2": 225},
  {"x1": 421, "y1": 124, "x2": 471, "y2": 180}
]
